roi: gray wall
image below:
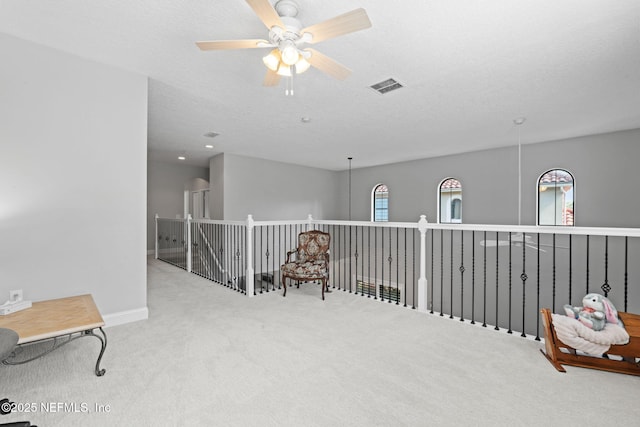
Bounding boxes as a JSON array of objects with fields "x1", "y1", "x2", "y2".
[
  {"x1": 337, "y1": 128, "x2": 640, "y2": 228},
  {"x1": 147, "y1": 158, "x2": 209, "y2": 249},
  {"x1": 209, "y1": 153, "x2": 224, "y2": 220},
  {"x1": 0, "y1": 34, "x2": 148, "y2": 323},
  {"x1": 219, "y1": 153, "x2": 341, "y2": 221}
]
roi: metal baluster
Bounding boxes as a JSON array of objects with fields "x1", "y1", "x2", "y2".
[
  {"x1": 252, "y1": 225, "x2": 256, "y2": 295},
  {"x1": 552, "y1": 233, "x2": 556, "y2": 312},
  {"x1": 351, "y1": 226, "x2": 360, "y2": 295},
  {"x1": 336, "y1": 225, "x2": 341, "y2": 291},
  {"x1": 482, "y1": 231, "x2": 487, "y2": 327},
  {"x1": 568, "y1": 235, "x2": 572, "y2": 305},
  {"x1": 259, "y1": 227, "x2": 264, "y2": 294},
  {"x1": 242, "y1": 226, "x2": 246, "y2": 294},
  {"x1": 238, "y1": 225, "x2": 243, "y2": 292},
  {"x1": 396, "y1": 228, "x2": 400, "y2": 305},
  {"x1": 471, "y1": 231, "x2": 475, "y2": 324},
  {"x1": 404, "y1": 228, "x2": 407, "y2": 307},
  {"x1": 368, "y1": 226, "x2": 372, "y2": 298},
  {"x1": 411, "y1": 230, "x2": 426, "y2": 310},
  {"x1": 535, "y1": 233, "x2": 541, "y2": 341},
  {"x1": 624, "y1": 237, "x2": 629, "y2": 312},
  {"x1": 209, "y1": 223, "x2": 212, "y2": 282},
  {"x1": 271, "y1": 225, "x2": 275, "y2": 291},
  {"x1": 349, "y1": 225, "x2": 353, "y2": 293},
  {"x1": 379, "y1": 227, "x2": 384, "y2": 301},
  {"x1": 586, "y1": 235, "x2": 590, "y2": 294},
  {"x1": 354, "y1": 226, "x2": 358, "y2": 295},
  {"x1": 360, "y1": 226, "x2": 365, "y2": 297},
  {"x1": 430, "y1": 229, "x2": 434, "y2": 314},
  {"x1": 232, "y1": 225, "x2": 236, "y2": 289},
  {"x1": 345, "y1": 225, "x2": 349, "y2": 292},
  {"x1": 494, "y1": 232, "x2": 499, "y2": 331},
  {"x1": 450, "y1": 229, "x2": 454, "y2": 318},
  {"x1": 388, "y1": 227, "x2": 393, "y2": 303},
  {"x1": 460, "y1": 230, "x2": 465, "y2": 322},
  {"x1": 267, "y1": 227, "x2": 272, "y2": 292},
  {"x1": 440, "y1": 230, "x2": 443, "y2": 316},
  {"x1": 230, "y1": 225, "x2": 234, "y2": 288},
  {"x1": 277, "y1": 225, "x2": 281, "y2": 290},
  {"x1": 220, "y1": 227, "x2": 225, "y2": 287},
  {"x1": 520, "y1": 233, "x2": 527, "y2": 338},
  {"x1": 374, "y1": 227, "x2": 378, "y2": 300},
  {"x1": 507, "y1": 232, "x2": 512, "y2": 334},
  {"x1": 601, "y1": 235, "x2": 610, "y2": 297}
]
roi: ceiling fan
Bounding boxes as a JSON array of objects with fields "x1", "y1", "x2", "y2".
[
  {"x1": 480, "y1": 232, "x2": 546, "y2": 252},
  {"x1": 196, "y1": 0, "x2": 372, "y2": 92},
  {"x1": 480, "y1": 117, "x2": 546, "y2": 252}
]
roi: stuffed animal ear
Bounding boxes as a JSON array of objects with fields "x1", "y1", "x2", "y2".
[{"x1": 602, "y1": 296, "x2": 619, "y2": 324}]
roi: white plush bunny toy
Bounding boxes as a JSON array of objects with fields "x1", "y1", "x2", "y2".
[{"x1": 563, "y1": 293, "x2": 622, "y2": 331}]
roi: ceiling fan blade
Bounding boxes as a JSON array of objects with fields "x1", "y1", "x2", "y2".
[
  {"x1": 263, "y1": 69, "x2": 281, "y2": 86},
  {"x1": 304, "y1": 48, "x2": 351, "y2": 80},
  {"x1": 302, "y1": 8, "x2": 372, "y2": 44},
  {"x1": 245, "y1": 0, "x2": 285, "y2": 30},
  {"x1": 196, "y1": 39, "x2": 270, "y2": 51}
]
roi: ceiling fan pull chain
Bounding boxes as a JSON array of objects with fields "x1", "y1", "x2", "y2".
[{"x1": 285, "y1": 65, "x2": 294, "y2": 96}]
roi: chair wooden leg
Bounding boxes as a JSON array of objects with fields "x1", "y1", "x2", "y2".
[{"x1": 282, "y1": 275, "x2": 287, "y2": 297}]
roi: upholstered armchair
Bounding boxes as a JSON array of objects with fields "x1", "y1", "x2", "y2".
[{"x1": 281, "y1": 230, "x2": 331, "y2": 300}]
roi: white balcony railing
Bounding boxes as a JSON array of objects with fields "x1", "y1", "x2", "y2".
[{"x1": 156, "y1": 214, "x2": 640, "y2": 339}]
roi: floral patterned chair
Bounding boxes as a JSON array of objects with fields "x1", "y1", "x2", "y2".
[{"x1": 281, "y1": 230, "x2": 331, "y2": 300}]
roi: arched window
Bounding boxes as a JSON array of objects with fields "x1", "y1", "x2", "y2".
[
  {"x1": 372, "y1": 184, "x2": 389, "y2": 222},
  {"x1": 538, "y1": 169, "x2": 574, "y2": 226},
  {"x1": 439, "y1": 178, "x2": 462, "y2": 223}
]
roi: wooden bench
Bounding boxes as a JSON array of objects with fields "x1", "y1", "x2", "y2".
[
  {"x1": 540, "y1": 308, "x2": 640, "y2": 376},
  {"x1": 0, "y1": 294, "x2": 107, "y2": 376}
]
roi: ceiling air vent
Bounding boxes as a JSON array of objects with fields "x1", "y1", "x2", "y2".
[{"x1": 370, "y1": 78, "x2": 403, "y2": 94}]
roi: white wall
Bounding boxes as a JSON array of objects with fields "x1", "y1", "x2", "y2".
[
  {"x1": 0, "y1": 34, "x2": 148, "y2": 324},
  {"x1": 220, "y1": 153, "x2": 341, "y2": 221},
  {"x1": 337, "y1": 129, "x2": 640, "y2": 228},
  {"x1": 147, "y1": 158, "x2": 209, "y2": 249}
]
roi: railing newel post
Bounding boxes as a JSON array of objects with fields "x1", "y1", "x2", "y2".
[
  {"x1": 417, "y1": 215, "x2": 429, "y2": 312},
  {"x1": 186, "y1": 214, "x2": 192, "y2": 273}
]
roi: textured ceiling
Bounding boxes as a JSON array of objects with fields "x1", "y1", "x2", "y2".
[{"x1": 1, "y1": 0, "x2": 639, "y2": 170}]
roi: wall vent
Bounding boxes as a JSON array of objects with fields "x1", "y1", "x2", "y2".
[{"x1": 370, "y1": 78, "x2": 404, "y2": 94}]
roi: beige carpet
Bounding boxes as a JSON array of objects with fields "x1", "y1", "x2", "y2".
[{"x1": 1, "y1": 257, "x2": 639, "y2": 426}]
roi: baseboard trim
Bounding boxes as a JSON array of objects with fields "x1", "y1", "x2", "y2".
[{"x1": 103, "y1": 306, "x2": 149, "y2": 328}]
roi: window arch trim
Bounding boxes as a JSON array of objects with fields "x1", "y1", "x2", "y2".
[
  {"x1": 371, "y1": 183, "x2": 389, "y2": 222},
  {"x1": 438, "y1": 177, "x2": 462, "y2": 224},
  {"x1": 536, "y1": 168, "x2": 575, "y2": 226}
]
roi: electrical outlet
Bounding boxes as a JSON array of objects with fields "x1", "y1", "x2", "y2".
[{"x1": 9, "y1": 290, "x2": 22, "y2": 303}]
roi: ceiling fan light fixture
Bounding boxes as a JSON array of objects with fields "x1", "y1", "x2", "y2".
[
  {"x1": 294, "y1": 57, "x2": 310, "y2": 74},
  {"x1": 280, "y1": 41, "x2": 299, "y2": 65},
  {"x1": 276, "y1": 63, "x2": 292, "y2": 77},
  {"x1": 262, "y1": 49, "x2": 280, "y2": 71}
]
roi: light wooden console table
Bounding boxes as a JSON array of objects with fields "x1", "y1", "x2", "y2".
[{"x1": 0, "y1": 294, "x2": 107, "y2": 376}]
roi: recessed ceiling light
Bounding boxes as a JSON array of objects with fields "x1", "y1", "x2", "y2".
[
  {"x1": 205, "y1": 144, "x2": 214, "y2": 149},
  {"x1": 301, "y1": 117, "x2": 311, "y2": 123},
  {"x1": 178, "y1": 156, "x2": 186, "y2": 160}
]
